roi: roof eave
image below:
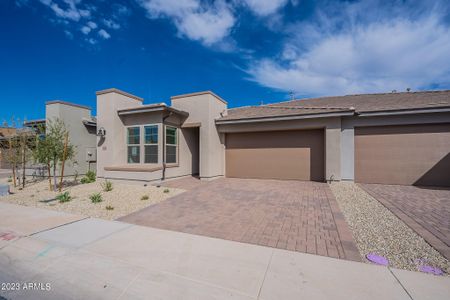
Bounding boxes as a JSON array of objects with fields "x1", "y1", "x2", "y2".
[
  {"x1": 117, "y1": 105, "x2": 189, "y2": 117},
  {"x1": 215, "y1": 111, "x2": 355, "y2": 125},
  {"x1": 356, "y1": 107, "x2": 450, "y2": 117}
]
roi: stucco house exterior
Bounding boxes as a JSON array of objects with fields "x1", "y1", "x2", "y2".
[
  {"x1": 24, "y1": 100, "x2": 97, "y2": 176},
  {"x1": 96, "y1": 88, "x2": 450, "y2": 187}
]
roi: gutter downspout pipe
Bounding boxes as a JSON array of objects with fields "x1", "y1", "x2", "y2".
[{"x1": 161, "y1": 112, "x2": 173, "y2": 181}]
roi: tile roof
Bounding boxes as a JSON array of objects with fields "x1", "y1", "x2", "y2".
[{"x1": 218, "y1": 90, "x2": 450, "y2": 122}]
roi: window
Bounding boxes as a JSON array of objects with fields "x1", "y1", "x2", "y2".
[
  {"x1": 165, "y1": 126, "x2": 177, "y2": 164},
  {"x1": 144, "y1": 125, "x2": 158, "y2": 163},
  {"x1": 127, "y1": 127, "x2": 140, "y2": 163}
]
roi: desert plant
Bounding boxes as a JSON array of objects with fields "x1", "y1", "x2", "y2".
[
  {"x1": 105, "y1": 205, "x2": 114, "y2": 210},
  {"x1": 141, "y1": 195, "x2": 149, "y2": 200},
  {"x1": 7, "y1": 177, "x2": 12, "y2": 183},
  {"x1": 101, "y1": 180, "x2": 113, "y2": 192},
  {"x1": 81, "y1": 170, "x2": 96, "y2": 184},
  {"x1": 163, "y1": 188, "x2": 170, "y2": 193},
  {"x1": 56, "y1": 191, "x2": 72, "y2": 203},
  {"x1": 90, "y1": 192, "x2": 102, "y2": 203}
]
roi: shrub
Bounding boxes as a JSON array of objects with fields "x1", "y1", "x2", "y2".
[
  {"x1": 105, "y1": 205, "x2": 114, "y2": 210},
  {"x1": 163, "y1": 189, "x2": 170, "y2": 193},
  {"x1": 81, "y1": 171, "x2": 96, "y2": 184},
  {"x1": 7, "y1": 177, "x2": 12, "y2": 183},
  {"x1": 56, "y1": 191, "x2": 72, "y2": 203},
  {"x1": 101, "y1": 180, "x2": 113, "y2": 192},
  {"x1": 90, "y1": 193, "x2": 103, "y2": 203},
  {"x1": 141, "y1": 195, "x2": 149, "y2": 200}
]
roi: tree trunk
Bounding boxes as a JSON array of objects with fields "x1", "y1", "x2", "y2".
[
  {"x1": 21, "y1": 140, "x2": 26, "y2": 189},
  {"x1": 58, "y1": 132, "x2": 69, "y2": 192},
  {"x1": 53, "y1": 159, "x2": 57, "y2": 192},
  {"x1": 12, "y1": 163, "x2": 16, "y2": 188},
  {"x1": 47, "y1": 162, "x2": 52, "y2": 191}
]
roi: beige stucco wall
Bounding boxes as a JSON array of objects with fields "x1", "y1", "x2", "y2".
[
  {"x1": 96, "y1": 90, "x2": 144, "y2": 179},
  {"x1": 171, "y1": 92, "x2": 227, "y2": 179},
  {"x1": 45, "y1": 102, "x2": 96, "y2": 176}
]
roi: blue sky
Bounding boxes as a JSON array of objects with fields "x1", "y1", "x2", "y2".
[{"x1": 1, "y1": 0, "x2": 450, "y2": 122}]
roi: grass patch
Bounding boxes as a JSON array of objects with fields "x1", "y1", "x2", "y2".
[
  {"x1": 56, "y1": 191, "x2": 72, "y2": 203},
  {"x1": 163, "y1": 189, "x2": 170, "y2": 193},
  {"x1": 90, "y1": 192, "x2": 103, "y2": 203},
  {"x1": 101, "y1": 180, "x2": 113, "y2": 192},
  {"x1": 105, "y1": 205, "x2": 114, "y2": 210},
  {"x1": 141, "y1": 195, "x2": 149, "y2": 200},
  {"x1": 81, "y1": 171, "x2": 96, "y2": 184}
]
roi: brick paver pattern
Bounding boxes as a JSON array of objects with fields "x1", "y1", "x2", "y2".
[
  {"x1": 120, "y1": 178, "x2": 360, "y2": 261},
  {"x1": 361, "y1": 184, "x2": 450, "y2": 259}
]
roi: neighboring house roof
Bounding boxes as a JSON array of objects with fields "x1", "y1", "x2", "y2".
[
  {"x1": 23, "y1": 119, "x2": 46, "y2": 128},
  {"x1": 217, "y1": 90, "x2": 450, "y2": 123},
  {"x1": 117, "y1": 103, "x2": 189, "y2": 117}
]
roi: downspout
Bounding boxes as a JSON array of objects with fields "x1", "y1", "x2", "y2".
[{"x1": 161, "y1": 112, "x2": 173, "y2": 181}]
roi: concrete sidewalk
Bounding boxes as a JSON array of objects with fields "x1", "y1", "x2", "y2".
[{"x1": 0, "y1": 202, "x2": 449, "y2": 300}]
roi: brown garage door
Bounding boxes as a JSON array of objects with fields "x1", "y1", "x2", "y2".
[
  {"x1": 355, "y1": 123, "x2": 450, "y2": 187},
  {"x1": 225, "y1": 129, "x2": 324, "y2": 181}
]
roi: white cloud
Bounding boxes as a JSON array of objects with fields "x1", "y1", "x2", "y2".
[
  {"x1": 247, "y1": 2, "x2": 450, "y2": 96},
  {"x1": 241, "y1": 0, "x2": 288, "y2": 17},
  {"x1": 81, "y1": 26, "x2": 91, "y2": 34},
  {"x1": 39, "y1": 0, "x2": 91, "y2": 22},
  {"x1": 103, "y1": 19, "x2": 121, "y2": 30},
  {"x1": 98, "y1": 29, "x2": 111, "y2": 39},
  {"x1": 87, "y1": 21, "x2": 97, "y2": 29},
  {"x1": 138, "y1": 0, "x2": 235, "y2": 46}
]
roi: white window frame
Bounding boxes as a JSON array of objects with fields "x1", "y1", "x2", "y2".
[
  {"x1": 126, "y1": 126, "x2": 141, "y2": 164},
  {"x1": 125, "y1": 124, "x2": 159, "y2": 164},
  {"x1": 144, "y1": 125, "x2": 159, "y2": 164},
  {"x1": 165, "y1": 125, "x2": 178, "y2": 164}
]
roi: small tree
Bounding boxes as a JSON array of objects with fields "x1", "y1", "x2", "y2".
[{"x1": 33, "y1": 119, "x2": 75, "y2": 191}]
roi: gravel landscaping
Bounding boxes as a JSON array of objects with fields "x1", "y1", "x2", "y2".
[
  {"x1": 330, "y1": 182, "x2": 449, "y2": 274},
  {"x1": 0, "y1": 177, "x2": 184, "y2": 220}
]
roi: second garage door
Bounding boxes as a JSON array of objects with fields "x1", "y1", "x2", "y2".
[
  {"x1": 225, "y1": 129, "x2": 324, "y2": 181},
  {"x1": 355, "y1": 123, "x2": 450, "y2": 187}
]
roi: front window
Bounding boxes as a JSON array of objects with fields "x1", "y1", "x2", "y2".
[
  {"x1": 127, "y1": 127, "x2": 140, "y2": 163},
  {"x1": 144, "y1": 125, "x2": 158, "y2": 163},
  {"x1": 165, "y1": 126, "x2": 178, "y2": 164}
]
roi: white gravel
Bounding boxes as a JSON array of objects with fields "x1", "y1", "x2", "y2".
[
  {"x1": 330, "y1": 182, "x2": 449, "y2": 274},
  {"x1": 0, "y1": 177, "x2": 184, "y2": 220}
]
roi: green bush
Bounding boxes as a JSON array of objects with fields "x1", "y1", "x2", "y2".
[
  {"x1": 101, "y1": 180, "x2": 113, "y2": 192},
  {"x1": 141, "y1": 195, "x2": 149, "y2": 200},
  {"x1": 7, "y1": 177, "x2": 12, "y2": 183},
  {"x1": 105, "y1": 205, "x2": 114, "y2": 210},
  {"x1": 81, "y1": 171, "x2": 96, "y2": 184},
  {"x1": 163, "y1": 188, "x2": 170, "y2": 193},
  {"x1": 56, "y1": 191, "x2": 72, "y2": 203},
  {"x1": 90, "y1": 193, "x2": 103, "y2": 203}
]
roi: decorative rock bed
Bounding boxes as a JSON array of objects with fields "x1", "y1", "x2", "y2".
[{"x1": 330, "y1": 182, "x2": 449, "y2": 275}]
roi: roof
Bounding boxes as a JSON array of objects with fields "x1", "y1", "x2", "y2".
[
  {"x1": 23, "y1": 119, "x2": 46, "y2": 127},
  {"x1": 117, "y1": 103, "x2": 189, "y2": 117},
  {"x1": 96, "y1": 88, "x2": 144, "y2": 102},
  {"x1": 171, "y1": 90, "x2": 227, "y2": 104},
  {"x1": 46, "y1": 100, "x2": 91, "y2": 110},
  {"x1": 217, "y1": 90, "x2": 450, "y2": 123}
]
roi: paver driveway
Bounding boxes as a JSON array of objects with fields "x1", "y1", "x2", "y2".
[
  {"x1": 361, "y1": 184, "x2": 450, "y2": 260},
  {"x1": 119, "y1": 178, "x2": 360, "y2": 261}
]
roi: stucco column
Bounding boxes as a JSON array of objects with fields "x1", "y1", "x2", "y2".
[
  {"x1": 325, "y1": 118, "x2": 342, "y2": 181},
  {"x1": 340, "y1": 123, "x2": 355, "y2": 181}
]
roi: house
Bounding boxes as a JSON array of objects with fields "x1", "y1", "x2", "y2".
[
  {"x1": 96, "y1": 88, "x2": 450, "y2": 187},
  {"x1": 24, "y1": 100, "x2": 97, "y2": 177}
]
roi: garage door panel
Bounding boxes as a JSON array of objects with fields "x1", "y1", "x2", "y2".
[
  {"x1": 355, "y1": 123, "x2": 450, "y2": 186},
  {"x1": 225, "y1": 129, "x2": 324, "y2": 181}
]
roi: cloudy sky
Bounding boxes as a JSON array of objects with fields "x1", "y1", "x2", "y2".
[{"x1": 1, "y1": 0, "x2": 450, "y2": 121}]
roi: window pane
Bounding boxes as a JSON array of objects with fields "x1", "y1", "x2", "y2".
[
  {"x1": 144, "y1": 145, "x2": 158, "y2": 163},
  {"x1": 166, "y1": 145, "x2": 177, "y2": 163},
  {"x1": 166, "y1": 127, "x2": 177, "y2": 145},
  {"x1": 127, "y1": 146, "x2": 140, "y2": 163},
  {"x1": 144, "y1": 125, "x2": 158, "y2": 144},
  {"x1": 127, "y1": 127, "x2": 140, "y2": 144}
]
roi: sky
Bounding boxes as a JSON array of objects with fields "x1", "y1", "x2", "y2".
[{"x1": 1, "y1": 0, "x2": 450, "y2": 122}]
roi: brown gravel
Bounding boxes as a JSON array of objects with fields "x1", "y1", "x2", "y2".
[
  {"x1": 330, "y1": 182, "x2": 449, "y2": 274},
  {"x1": 0, "y1": 177, "x2": 184, "y2": 220}
]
